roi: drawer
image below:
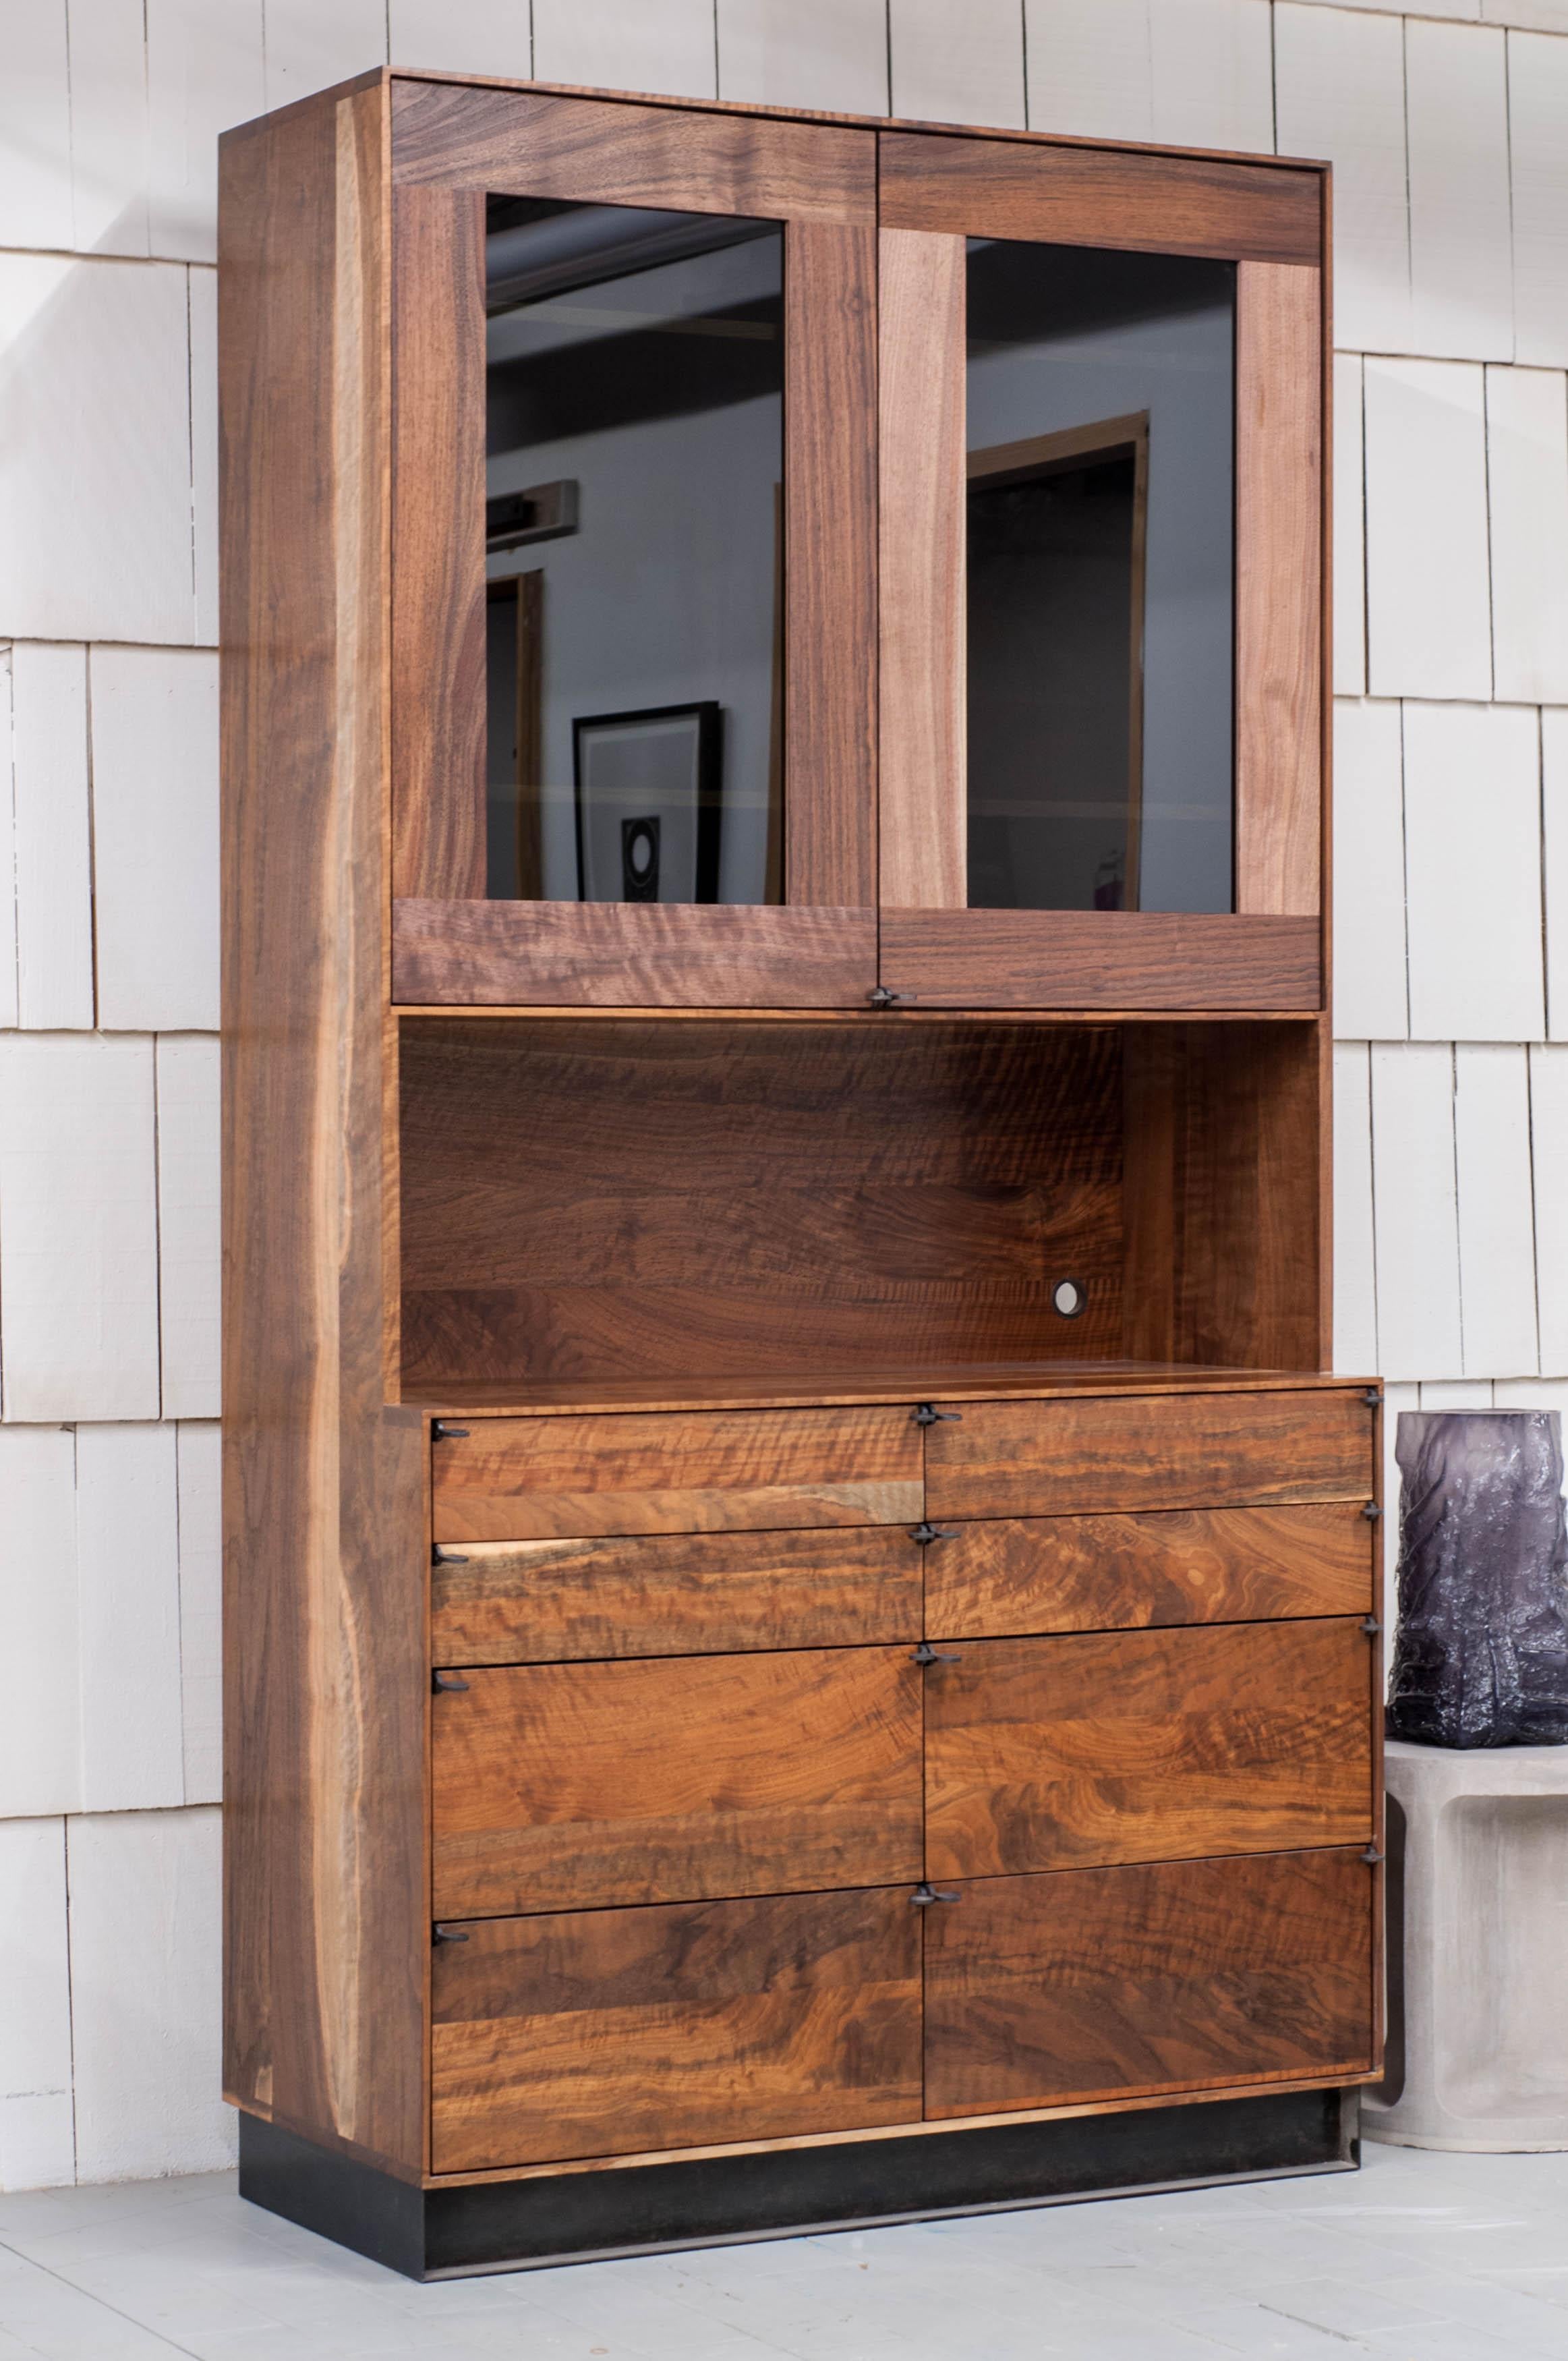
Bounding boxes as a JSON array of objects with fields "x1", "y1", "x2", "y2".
[
  {"x1": 432, "y1": 1645, "x2": 923, "y2": 1917},
  {"x1": 923, "y1": 1849, "x2": 1375, "y2": 2120},
  {"x1": 923, "y1": 1619, "x2": 1372, "y2": 1879},
  {"x1": 924, "y1": 1503, "x2": 1372, "y2": 1640},
  {"x1": 432, "y1": 1405, "x2": 923, "y2": 1541},
  {"x1": 432, "y1": 1525, "x2": 924, "y2": 1665},
  {"x1": 432, "y1": 1885, "x2": 923, "y2": 2172},
  {"x1": 925, "y1": 1388, "x2": 1372, "y2": 1520}
]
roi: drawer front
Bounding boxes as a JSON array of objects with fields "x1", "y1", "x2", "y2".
[
  {"x1": 433, "y1": 1645, "x2": 923, "y2": 1917},
  {"x1": 433, "y1": 1405, "x2": 923, "y2": 1541},
  {"x1": 432, "y1": 1525, "x2": 924, "y2": 1666},
  {"x1": 924, "y1": 1619, "x2": 1372, "y2": 1879},
  {"x1": 432, "y1": 1886, "x2": 923, "y2": 2172},
  {"x1": 924, "y1": 1849, "x2": 1374, "y2": 2120},
  {"x1": 925, "y1": 1389, "x2": 1371, "y2": 1521},
  {"x1": 925, "y1": 1503, "x2": 1372, "y2": 1640}
]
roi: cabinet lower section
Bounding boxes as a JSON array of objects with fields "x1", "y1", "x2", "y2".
[{"x1": 239, "y1": 2085, "x2": 1362, "y2": 2279}]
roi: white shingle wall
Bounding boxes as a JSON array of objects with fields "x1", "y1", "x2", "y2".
[{"x1": 0, "y1": 0, "x2": 1564, "y2": 2190}]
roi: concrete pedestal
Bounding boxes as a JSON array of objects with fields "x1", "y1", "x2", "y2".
[{"x1": 1364, "y1": 1738, "x2": 1568, "y2": 2151}]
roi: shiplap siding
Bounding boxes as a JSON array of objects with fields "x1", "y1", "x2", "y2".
[{"x1": 2, "y1": 0, "x2": 1568, "y2": 2196}]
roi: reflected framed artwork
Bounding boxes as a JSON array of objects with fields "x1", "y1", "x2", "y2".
[{"x1": 573, "y1": 701, "x2": 723, "y2": 905}]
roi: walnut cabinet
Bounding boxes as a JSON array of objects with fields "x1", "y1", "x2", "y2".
[{"x1": 219, "y1": 67, "x2": 1376, "y2": 2279}]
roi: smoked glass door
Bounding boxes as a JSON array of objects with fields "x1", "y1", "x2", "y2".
[
  {"x1": 877, "y1": 133, "x2": 1325, "y2": 1013},
  {"x1": 388, "y1": 86, "x2": 877, "y2": 1008}
]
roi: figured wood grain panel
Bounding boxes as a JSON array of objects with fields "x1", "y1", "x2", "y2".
[
  {"x1": 219, "y1": 87, "x2": 428, "y2": 2174},
  {"x1": 431, "y1": 1886, "x2": 921, "y2": 2170},
  {"x1": 879, "y1": 133, "x2": 1323, "y2": 265},
  {"x1": 924, "y1": 1619, "x2": 1373, "y2": 1880},
  {"x1": 390, "y1": 190, "x2": 487, "y2": 902},
  {"x1": 392, "y1": 901, "x2": 876, "y2": 1007},
  {"x1": 390, "y1": 80, "x2": 876, "y2": 223},
  {"x1": 924, "y1": 1850, "x2": 1374, "y2": 2119},
  {"x1": 786, "y1": 221, "x2": 876, "y2": 909},
  {"x1": 431, "y1": 1647, "x2": 923, "y2": 1916},
  {"x1": 877, "y1": 912, "x2": 1321, "y2": 1012},
  {"x1": 924, "y1": 1503, "x2": 1374, "y2": 1639},
  {"x1": 879, "y1": 228, "x2": 965, "y2": 911},
  {"x1": 432, "y1": 1525, "x2": 923, "y2": 1664},
  {"x1": 432, "y1": 1405, "x2": 922, "y2": 1540},
  {"x1": 1236, "y1": 262, "x2": 1323, "y2": 919},
  {"x1": 399, "y1": 1018, "x2": 1124, "y2": 1387},
  {"x1": 925, "y1": 1388, "x2": 1370, "y2": 1520}
]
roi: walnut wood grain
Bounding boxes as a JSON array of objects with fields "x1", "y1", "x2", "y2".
[
  {"x1": 431, "y1": 1886, "x2": 921, "y2": 2171},
  {"x1": 925, "y1": 1387, "x2": 1370, "y2": 1521},
  {"x1": 399, "y1": 1019, "x2": 1125, "y2": 1388},
  {"x1": 431, "y1": 1647, "x2": 923, "y2": 1916},
  {"x1": 879, "y1": 132, "x2": 1323, "y2": 265},
  {"x1": 923, "y1": 1502, "x2": 1373, "y2": 1639},
  {"x1": 219, "y1": 85, "x2": 427, "y2": 2175},
  {"x1": 432, "y1": 1525, "x2": 923, "y2": 1664},
  {"x1": 923, "y1": 1618, "x2": 1374, "y2": 1879},
  {"x1": 432, "y1": 1405, "x2": 923, "y2": 1541},
  {"x1": 390, "y1": 189, "x2": 487, "y2": 902},
  {"x1": 413, "y1": 1363, "x2": 1366, "y2": 1415},
  {"x1": 1236, "y1": 262, "x2": 1323, "y2": 919},
  {"x1": 923, "y1": 1850, "x2": 1374, "y2": 2119},
  {"x1": 392, "y1": 901, "x2": 877, "y2": 1008},
  {"x1": 879, "y1": 228, "x2": 965, "y2": 911},
  {"x1": 877, "y1": 912, "x2": 1321, "y2": 1013},
  {"x1": 786, "y1": 221, "x2": 877, "y2": 909},
  {"x1": 391, "y1": 80, "x2": 876, "y2": 225}
]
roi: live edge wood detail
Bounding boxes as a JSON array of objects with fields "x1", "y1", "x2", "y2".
[
  {"x1": 432, "y1": 1406, "x2": 923, "y2": 1540},
  {"x1": 923, "y1": 1850, "x2": 1375, "y2": 2121},
  {"x1": 432, "y1": 1525, "x2": 924, "y2": 1665},
  {"x1": 925, "y1": 1389, "x2": 1371, "y2": 1521},
  {"x1": 431, "y1": 1887, "x2": 922, "y2": 2173},
  {"x1": 923, "y1": 1619, "x2": 1373, "y2": 1880},
  {"x1": 431, "y1": 1647, "x2": 924, "y2": 1917},
  {"x1": 924, "y1": 1503, "x2": 1373, "y2": 1639}
]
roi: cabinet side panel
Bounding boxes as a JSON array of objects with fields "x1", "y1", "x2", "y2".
[{"x1": 220, "y1": 84, "x2": 428, "y2": 2179}]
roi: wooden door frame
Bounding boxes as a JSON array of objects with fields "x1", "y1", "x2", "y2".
[
  {"x1": 387, "y1": 82, "x2": 878, "y2": 1006},
  {"x1": 877, "y1": 133, "x2": 1327, "y2": 1013}
]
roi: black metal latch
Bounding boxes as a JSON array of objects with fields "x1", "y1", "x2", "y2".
[
  {"x1": 910, "y1": 1883, "x2": 959, "y2": 1907},
  {"x1": 1361, "y1": 1616, "x2": 1382, "y2": 1637},
  {"x1": 912, "y1": 1404, "x2": 960, "y2": 1427},
  {"x1": 1363, "y1": 1388, "x2": 1382, "y2": 1408},
  {"x1": 1362, "y1": 1501, "x2": 1383, "y2": 1521},
  {"x1": 432, "y1": 1545, "x2": 469, "y2": 1567},
  {"x1": 869, "y1": 985, "x2": 915, "y2": 1008},
  {"x1": 910, "y1": 1642, "x2": 961, "y2": 1668},
  {"x1": 432, "y1": 1923, "x2": 471, "y2": 1944},
  {"x1": 432, "y1": 1421, "x2": 470, "y2": 1440},
  {"x1": 432, "y1": 1670, "x2": 470, "y2": 1695},
  {"x1": 1361, "y1": 1846, "x2": 1385, "y2": 1867},
  {"x1": 910, "y1": 1523, "x2": 958, "y2": 1547}
]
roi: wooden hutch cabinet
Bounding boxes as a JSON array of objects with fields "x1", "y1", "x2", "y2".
[{"x1": 219, "y1": 67, "x2": 1381, "y2": 2279}]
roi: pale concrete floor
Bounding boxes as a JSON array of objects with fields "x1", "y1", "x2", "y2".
[{"x1": 6, "y1": 2142, "x2": 1568, "y2": 2360}]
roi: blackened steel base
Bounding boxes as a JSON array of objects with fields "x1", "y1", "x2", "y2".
[{"x1": 238, "y1": 2087, "x2": 1360, "y2": 2281}]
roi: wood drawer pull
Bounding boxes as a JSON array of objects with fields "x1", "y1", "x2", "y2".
[
  {"x1": 911, "y1": 1641, "x2": 961, "y2": 1668},
  {"x1": 910, "y1": 1883, "x2": 959, "y2": 1906}
]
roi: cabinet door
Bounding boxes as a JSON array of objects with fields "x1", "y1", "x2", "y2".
[
  {"x1": 877, "y1": 132, "x2": 1325, "y2": 1013},
  {"x1": 924, "y1": 1850, "x2": 1375, "y2": 2119},
  {"x1": 432, "y1": 1644, "x2": 923, "y2": 1916},
  {"x1": 433, "y1": 1885, "x2": 923, "y2": 2170},
  {"x1": 923, "y1": 1620, "x2": 1374, "y2": 1879},
  {"x1": 388, "y1": 84, "x2": 877, "y2": 1008}
]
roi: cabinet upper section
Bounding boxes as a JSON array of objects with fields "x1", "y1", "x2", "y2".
[{"x1": 221, "y1": 74, "x2": 1328, "y2": 1017}]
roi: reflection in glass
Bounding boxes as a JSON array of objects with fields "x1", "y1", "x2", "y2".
[
  {"x1": 484, "y1": 199, "x2": 784, "y2": 905},
  {"x1": 966, "y1": 240, "x2": 1236, "y2": 915}
]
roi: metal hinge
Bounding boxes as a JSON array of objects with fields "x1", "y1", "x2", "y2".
[
  {"x1": 432, "y1": 1421, "x2": 470, "y2": 1441},
  {"x1": 912, "y1": 1403, "x2": 960, "y2": 1427},
  {"x1": 1362, "y1": 1501, "x2": 1383, "y2": 1521},
  {"x1": 910, "y1": 1641, "x2": 962, "y2": 1667},
  {"x1": 432, "y1": 1669, "x2": 470, "y2": 1695},
  {"x1": 432, "y1": 1923, "x2": 471, "y2": 1944},
  {"x1": 910, "y1": 1523, "x2": 959, "y2": 1547},
  {"x1": 869, "y1": 985, "x2": 916, "y2": 1008},
  {"x1": 910, "y1": 1883, "x2": 959, "y2": 1907}
]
